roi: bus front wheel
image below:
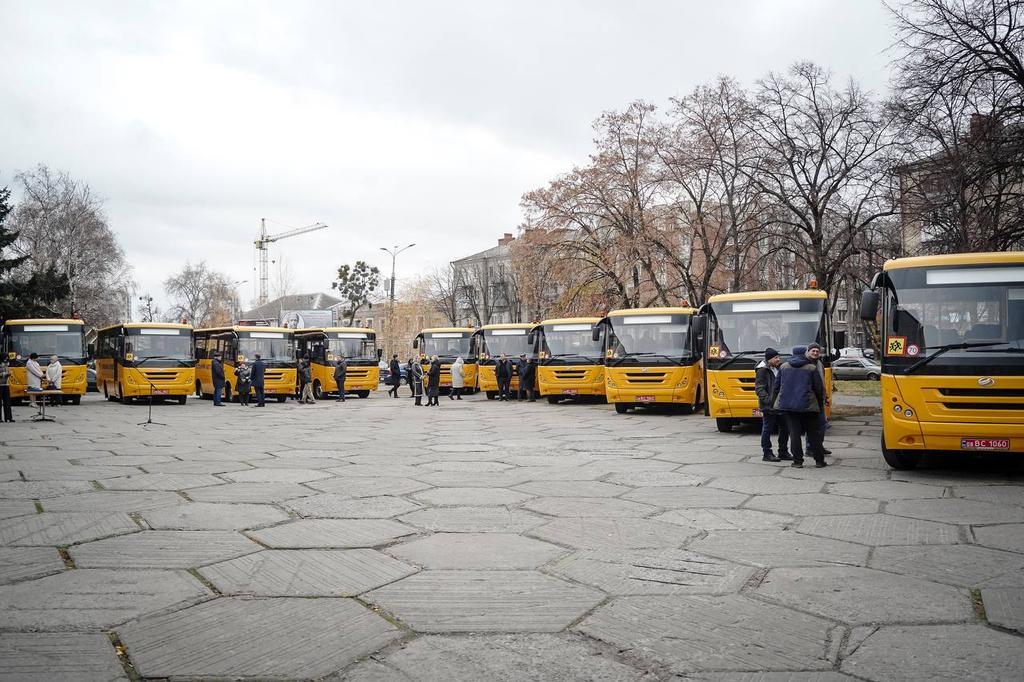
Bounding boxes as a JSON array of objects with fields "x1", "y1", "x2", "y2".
[
  {"x1": 614, "y1": 403, "x2": 630, "y2": 414},
  {"x1": 881, "y1": 435, "x2": 921, "y2": 470},
  {"x1": 716, "y1": 418, "x2": 733, "y2": 433},
  {"x1": 70, "y1": 395, "x2": 81, "y2": 406},
  {"x1": 277, "y1": 396, "x2": 286, "y2": 403},
  {"x1": 486, "y1": 391, "x2": 496, "y2": 400},
  {"x1": 313, "y1": 380, "x2": 323, "y2": 400},
  {"x1": 119, "y1": 385, "x2": 130, "y2": 405},
  {"x1": 547, "y1": 396, "x2": 560, "y2": 404},
  {"x1": 177, "y1": 395, "x2": 187, "y2": 405},
  {"x1": 357, "y1": 391, "x2": 370, "y2": 399}
]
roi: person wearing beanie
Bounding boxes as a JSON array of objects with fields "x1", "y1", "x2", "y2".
[
  {"x1": 773, "y1": 344, "x2": 827, "y2": 468},
  {"x1": 805, "y1": 343, "x2": 832, "y2": 456},
  {"x1": 754, "y1": 347, "x2": 790, "y2": 462}
]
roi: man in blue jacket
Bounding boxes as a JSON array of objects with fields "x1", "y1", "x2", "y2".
[
  {"x1": 754, "y1": 348, "x2": 790, "y2": 462},
  {"x1": 774, "y1": 345, "x2": 827, "y2": 468},
  {"x1": 211, "y1": 352, "x2": 225, "y2": 407},
  {"x1": 251, "y1": 354, "x2": 266, "y2": 407}
]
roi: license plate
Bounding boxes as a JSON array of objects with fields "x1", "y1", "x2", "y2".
[
  {"x1": 563, "y1": 389, "x2": 578, "y2": 396},
  {"x1": 152, "y1": 389, "x2": 169, "y2": 395},
  {"x1": 636, "y1": 395, "x2": 655, "y2": 403},
  {"x1": 961, "y1": 438, "x2": 1010, "y2": 450},
  {"x1": 752, "y1": 408, "x2": 763, "y2": 417}
]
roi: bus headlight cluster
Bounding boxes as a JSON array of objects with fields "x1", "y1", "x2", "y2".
[
  {"x1": 676, "y1": 377, "x2": 689, "y2": 388},
  {"x1": 893, "y1": 404, "x2": 915, "y2": 419},
  {"x1": 712, "y1": 387, "x2": 723, "y2": 398}
]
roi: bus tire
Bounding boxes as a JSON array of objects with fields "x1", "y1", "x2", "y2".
[
  {"x1": 357, "y1": 391, "x2": 370, "y2": 399},
  {"x1": 486, "y1": 391, "x2": 496, "y2": 400},
  {"x1": 277, "y1": 396, "x2": 286, "y2": 403},
  {"x1": 881, "y1": 436, "x2": 921, "y2": 470},
  {"x1": 177, "y1": 396, "x2": 187, "y2": 405},
  {"x1": 614, "y1": 402, "x2": 630, "y2": 414},
  {"x1": 313, "y1": 380, "x2": 323, "y2": 400},
  {"x1": 70, "y1": 395, "x2": 81, "y2": 406},
  {"x1": 716, "y1": 418, "x2": 733, "y2": 433},
  {"x1": 119, "y1": 385, "x2": 130, "y2": 405},
  {"x1": 547, "y1": 396, "x2": 560, "y2": 404}
]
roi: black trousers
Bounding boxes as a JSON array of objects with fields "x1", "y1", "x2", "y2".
[
  {"x1": 497, "y1": 378, "x2": 511, "y2": 400},
  {"x1": 0, "y1": 385, "x2": 12, "y2": 422},
  {"x1": 238, "y1": 386, "x2": 250, "y2": 406},
  {"x1": 253, "y1": 384, "x2": 265, "y2": 406},
  {"x1": 519, "y1": 383, "x2": 535, "y2": 401},
  {"x1": 337, "y1": 382, "x2": 346, "y2": 400},
  {"x1": 785, "y1": 412, "x2": 825, "y2": 463}
]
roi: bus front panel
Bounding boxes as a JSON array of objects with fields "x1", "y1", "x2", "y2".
[
  {"x1": 4, "y1": 322, "x2": 87, "y2": 399},
  {"x1": 536, "y1": 323, "x2": 605, "y2": 398},
  {"x1": 604, "y1": 314, "x2": 702, "y2": 406}
]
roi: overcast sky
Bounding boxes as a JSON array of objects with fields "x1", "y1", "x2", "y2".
[{"x1": 1, "y1": 0, "x2": 895, "y2": 312}]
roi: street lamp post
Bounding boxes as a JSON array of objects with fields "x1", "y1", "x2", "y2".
[
  {"x1": 139, "y1": 295, "x2": 154, "y2": 322},
  {"x1": 379, "y1": 244, "x2": 416, "y2": 354},
  {"x1": 231, "y1": 280, "x2": 248, "y2": 323}
]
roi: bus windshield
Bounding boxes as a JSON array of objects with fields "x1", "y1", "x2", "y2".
[
  {"x1": 8, "y1": 326, "x2": 85, "y2": 362},
  {"x1": 125, "y1": 330, "x2": 192, "y2": 360},
  {"x1": 238, "y1": 334, "x2": 295, "y2": 363},
  {"x1": 542, "y1": 324, "x2": 603, "y2": 359},
  {"x1": 482, "y1": 330, "x2": 532, "y2": 358},
  {"x1": 328, "y1": 334, "x2": 377, "y2": 360},
  {"x1": 710, "y1": 299, "x2": 825, "y2": 356},
  {"x1": 423, "y1": 334, "x2": 472, "y2": 358},
  {"x1": 609, "y1": 315, "x2": 691, "y2": 358},
  {"x1": 886, "y1": 266, "x2": 1024, "y2": 362}
]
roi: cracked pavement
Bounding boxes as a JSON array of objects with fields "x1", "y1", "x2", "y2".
[{"x1": 1, "y1": 393, "x2": 1023, "y2": 680}]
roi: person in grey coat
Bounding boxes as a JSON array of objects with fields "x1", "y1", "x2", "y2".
[
  {"x1": 410, "y1": 358, "x2": 425, "y2": 406},
  {"x1": 334, "y1": 357, "x2": 348, "y2": 402}
]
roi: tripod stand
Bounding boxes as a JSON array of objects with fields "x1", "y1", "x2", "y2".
[{"x1": 138, "y1": 379, "x2": 167, "y2": 427}]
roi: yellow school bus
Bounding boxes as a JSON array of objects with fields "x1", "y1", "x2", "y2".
[
  {"x1": 474, "y1": 323, "x2": 534, "y2": 399},
  {"x1": 194, "y1": 326, "x2": 296, "y2": 403},
  {"x1": 412, "y1": 327, "x2": 478, "y2": 391},
  {"x1": 595, "y1": 307, "x2": 703, "y2": 414},
  {"x1": 295, "y1": 327, "x2": 381, "y2": 399},
  {"x1": 860, "y1": 252, "x2": 1024, "y2": 469},
  {"x1": 532, "y1": 317, "x2": 606, "y2": 403},
  {"x1": 701, "y1": 290, "x2": 833, "y2": 432},
  {"x1": 1, "y1": 318, "x2": 88, "y2": 404},
  {"x1": 95, "y1": 323, "x2": 195, "y2": 404}
]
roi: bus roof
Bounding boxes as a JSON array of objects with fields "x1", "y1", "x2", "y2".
[
  {"x1": 883, "y1": 252, "x2": 1024, "y2": 271},
  {"x1": 97, "y1": 322, "x2": 192, "y2": 333},
  {"x1": 707, "y1": 290, "x2": 826, "y2": 304},
  {"x1": 4, "y1": 318, "x2": 85, "y2": 327},
  {"x1": 540, "y1": 317, "x2": 601, "y2": 326},
  {"x1": 477, "y1": 323, "x2": 535, "y2": 332},
  {"x1": 608, "y1": 307, "x2": 696, "y2": 317},
  {"x1": 194, "y1": 326, "x2": 293, "y2": 334},
  {"x1": 419, "y1": 327, "x2": 474, "y2": 334},
  {"x1": 295, "y1": 327, "x2": 378, "y2": 335}
]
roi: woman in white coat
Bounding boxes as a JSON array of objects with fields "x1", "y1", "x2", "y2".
[{"x1": 449, "y1": 355, "x2": 465, "y2": 401}]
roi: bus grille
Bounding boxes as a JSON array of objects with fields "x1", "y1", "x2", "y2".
[
  {"x1": 141, "y1": 371, "x2": 181, "y2": 383},
  {"x1": 554, "y1": 369, "x2": 588, "y2": 379},
  {"x1": 348, "y1": 369, "x2": 370, "y2": 378},
  {"x1": 623, "y1": 371, "x2": 669, "y2": 385}
]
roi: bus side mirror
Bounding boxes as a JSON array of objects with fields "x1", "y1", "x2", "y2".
[
  {"x1": 527, "y1": 332, "x2": 535, "y2": 345},
  {"x1": 412, "y1": 339, "x2": 419, "y2": 349},
  {"x1": 860, "y1": 290, "x2": 879, "y2": 321},
  {"x1": 692, "y1": 316, "x2": 706, "y2": 335},
  {"x1": 87, "y1": 343, "x2": 95, "y2": 359},
  {"x1": 591, "y1": 326, "x2": 601, "y2": 342},
  {"x1": 377, "y1": 348, "x2": 384, "y2": 359}
]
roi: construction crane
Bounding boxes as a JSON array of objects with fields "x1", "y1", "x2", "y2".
[{"x1": 254, "y1": 218, "x2": 327, "y2": 306}]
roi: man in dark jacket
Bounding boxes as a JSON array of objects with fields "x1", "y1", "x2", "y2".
[
  {"x1": 334, "y1": 357, "x2": 348, "y2": 402},
  {"x1": 774, "y1": 345, "x2": 826, "y2": 468},
  {"x1": 805, "y1": 342, "x2": 832, "y2": 456},
  {"x1": 495, "y1": 353, "x2": 512, "y2": 401},
  {"x1": 251, "y1": 354, "x2": 266, "y2": 407},
  {"x1": 212, "y1": 352, "x2": 225, "y2": 407},
  {"x1": 426, "y1": 355, "x2": 441, "y2": 406},
  {"x1": 298, "y1": 355, "x2": 315, "y2": 404},
  {"x1": 754, "y1": 347, "x2": 790, "y2": 462},
  {"x1": 518, "y1": 353, "x2": 536, "y2": 402},
  {"x1": 388, "y1": 354, "x2": 402, "y2": 398}
]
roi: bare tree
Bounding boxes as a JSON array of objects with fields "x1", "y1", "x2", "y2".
[
  {"x1": 271, "y1": 255, "x2": 297, "y2": 301},
  {"x1": 164, "y1": 261, "x2": 234, "y2": 327},
  {"x1": 10, "y1": 165, "x2": 135, "y2": 326},
  {"x1": 422, "y1": 265, "x2": 459, "y2": 326}
]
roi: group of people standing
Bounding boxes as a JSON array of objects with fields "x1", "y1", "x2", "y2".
[
  {"x1": 397, "y1": 353, "x2": 451, "y2": 407},
  {"x1": 211, "y1": 352, "x2": 268, "y2": 407},
  {"x1": 755, "y1": 343, "x2": 831, "y2": 468},
  {"x1": 493, "y1": 353, "x2": 536, "y2": 402}
]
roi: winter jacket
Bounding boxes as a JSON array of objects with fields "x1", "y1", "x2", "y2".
[
  {"x1": 299, "y1": 360, "x2": 311, "y2": 385},
  {"x1": 333, "y1": 359, "x2": 347, "y2": 383},
  {"x1": 26, "y1": 359, "x2": 44, "y2": 390},
  {"x1": 774, "y1": 356, "x2": 824, "y2": 413},
  {"x1": 451, "y1": 358, "x2": 465, "y2": 388},
  {"x1": 753, "y1": 361, "x2": 781, "y2": 412},
  {"x1": 46, "y1": 361, "x2": 63, "y2": 390},
  {"x1": 495, "y1": 359, "x2": 512, "y2": 381},
  {"x1": 518, "y1": 358, "x2": 536, "y2": 385},
  {"x1": 212, "y1": 358, "x2": 225, "y2": 385},
  {"x1": 411, "y1": 361, "x2": 425, "y2": 397},
  {"x1": 426, "y1": 360, "x2": 441, "y2": 396},
  {"x1": 251, "y1": 359, "x2": 266, "y2": 387},
  {"x1": 235, "y1": 365, "x2": 252, "y2": 388},
  {"x1": 389, "y1": 359, "x2": 402, "y2": 386}
]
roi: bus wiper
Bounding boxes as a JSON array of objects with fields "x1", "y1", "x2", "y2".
[
  {"x1": 964, "y1": 346, "x2": 1024, "y2": 353},
  {"x1": 905, "y1": 342, "x2": 1007, "y2": 373},
  {"x1": 134, "y1": 356, "x2": 190, "y2": 367},
  {"x1": 612, "y1": 352, "x2": 684, "y2": 366},
  {"x1": 715, "y1": 350, "x2": 763, "y2": 370},
  {"x1": 551, "y1": 353, "x2": 597, "y2": 361}
]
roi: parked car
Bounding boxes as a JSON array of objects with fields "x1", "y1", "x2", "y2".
[
  {"x1": 87, "y1": 362, "x2": 98, "y2": 392},
  {"x1": 379, "y1": 365, "x2": 408, "y2": 386},
  {"x1": 833, "y1": 357, "x2": 881, "y2": 380},
  {"x1": 839, "y1": 347, "x2": 876, "y2": 360}
]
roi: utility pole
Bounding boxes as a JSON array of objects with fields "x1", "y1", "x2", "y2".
[{"x1": 379, "y1": 243, "x2": 416, "y2": 354}]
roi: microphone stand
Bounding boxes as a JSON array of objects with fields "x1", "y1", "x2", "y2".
[{"x1": 138, "y1": 377, "x2": 167, "y2": 427}]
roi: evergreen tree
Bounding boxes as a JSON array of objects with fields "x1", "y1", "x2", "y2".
[{"x1": 0, "y1": 184, "x2": 70, "y2": 322}]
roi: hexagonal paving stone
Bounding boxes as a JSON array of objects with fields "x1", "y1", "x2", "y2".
[
  {"x1": 308, "y1": 476, "x2": 431, "y2": 497},
  {"x1": 690, "y1": 530, "x2": 869, "y2": 568},
  {"x1": 678, "y1": 462, "x2": 781, "y2": 478},
  {"x1": 514, "y1": 480, "x2": 631, "y2": 498},
  {"x1": 185, "y1": 482, "x2": 316, "y2": 503},
  {"x1": 0, "y1": 481, "x2": 94, "y2": 498},
  {"x1": 247, "y1": 519, "x2": 418, "y2": 548},
  {"x1": 621, "y1": 486, "x2": 749, "y2": 509},
  {"x1": 841, "y1": 625, "x2": 1024, "y2": 680},
  {"x1": 412, "y1": 487, "x2": 533, "y2": 506},
  {"x1": 780, "y1": 465, "x2": 888, "y2": 483},
  {"x1": 974, "y1": 524, "x2": 1024, "y2": 554},
  {"x1": 870, "y1": 544, "x2": 1024, "y2": 588},
  {"x1": 398, "y1": 507, "x2": 547, "y2": 533},
  {"x1": 953, "y1": 485, "x2": 1024, "y2": 506},
  {"x1": 100, "y1": 473, "x2": 224, "y2": 491},
  {"x1": 221, "y1": 467, "x2": 333, "y2": 484},
  {"x1": 604, "y1": 471, "x2": 706, "y2": 487},
  {"x1": 422, "y1": 461, "x2": 513, "y2": 472},
  {"x1": 328, "y1": 464, "x2": 425, "y2": 478},
  {"x1": 576, "y1": 595, "x2": 832, "y2": 674},
  {"x1": 70, "y1": 531, "x2": 260, "y2": 568},
  {"x1": 0, "y1": 632, "x2": 127, "y2": 681},
  {"x1": 0, "y1": 568, "x2": 208, "y2": 629},
  {"x1": 707, "y1": 476, "x2": 824, "y2": 496},
  {"x1": 285, "y1": 494, "x2": 421, "y2": 519},
  {"x1": 414, "y1": 471, "x2": 532, "y2": 488},
  {"x1": 743, "y1": 493, "x2": 879, "y2": 516},
  {"x1": 40, "y1": 491, "x2": 187, "y2": 513},
  {"x1": 119, "y1": 597, "x2": 401, "y2": 679},
  {"x1": 139, "y1": 502, "x2": 290, "y2": 530},
  {"x1": 886, "y1": 498, "x2": 1024, "y2": 525},
  {"x1": 891, "y1": 470, "x2": 1024, "y2": 487},
  {"x1": 387, "y1": 533, "x2": 566, "y2": 569},
  {"x1": 0, "y1": 500, "x2": 36, "y2": 520},
  {"x1": 366, "y1": 570, "x2": 603, "y2": 632},
  {"x1": 548, "y1": 549, "x2": 752, "y2": 595},
  {"x1": 828, "y1": 480, "x2": 947, "y2": 500},
  {"x1": 797, "y1": 514, "x2": 960, "y2": 546},
  {"x1": 529, "y1": 517, "x2": 699, "y2": 549},
  {"x1": 199, "y1": 549, "x2": 417, "y2": 596},
  {"x1": 653, "y1": 508, "x2": 794, "y2": 531},
  {"x1": 522, "y1": 497, "x2": 657, "y2": 518},
  {"x1": 0, "y1": 547, "x2": 65, "y2": 585},
  {"x1": 755, "y1": 566, "x2": 971, "y2": 625},
  {"x1": 335, "y1": 633, "x2": 646, "y2": 681},
  {"x1": 980, "y1": 587, "x2": 1024, "y2": 632},
  {"x1": 0, "y1": 512, "x2": 139, "y2": 547}
]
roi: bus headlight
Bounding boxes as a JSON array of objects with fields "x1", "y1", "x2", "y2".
[
  {"x1": 676, "y1": 377, "x2": 689, "y2": 388},
  {"x1": 904, "y1": 408, "x2": 914, "y2": 418},
  {"x1": 893, "y1": 405, "x2": 902, "y2": 413}
]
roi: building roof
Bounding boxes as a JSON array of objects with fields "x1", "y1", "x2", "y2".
[
  {"x1": 241, "y1": 293, "x2": 342, "y2": 321},
  {"x1": 451, "y1": 242, "x2": 510, "y2": 265}
]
